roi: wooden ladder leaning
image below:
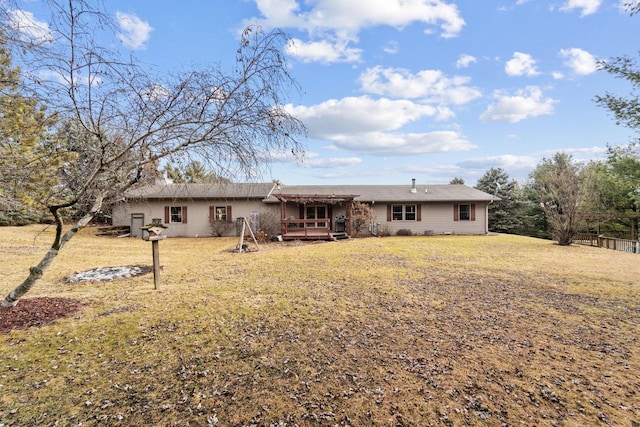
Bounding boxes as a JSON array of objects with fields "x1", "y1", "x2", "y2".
[{"x1": 236, "y1": 217, "x2": 260, "y2": 253}]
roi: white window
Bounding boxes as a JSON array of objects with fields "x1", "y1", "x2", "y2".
[
  {"x1": 215, "y1": 206, "x2": 227, "y2": 221},
  {"x1": 391, "y1": 204, "x2": 417, "y2": 221},
  {"x1": 170, "y1": 206, "x2": 183, "y2": 223},
  {"x1": 459, "y1": 204, "x2": 470, "y2": 221}
]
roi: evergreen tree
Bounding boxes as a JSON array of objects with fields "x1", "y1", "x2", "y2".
[
  {"x1": 474, "y1": 168, "x2": 523, "y2": 233},
  {"x1": 624, "y1": 1, "x2": 640, "y2": 15},
  {"x1": 591, "y1": 3, "x2": 640, "y2": 238},
  {"x1": 595, "y1": 2, "x2": 639, "y2": 132},
  {"x1": 517, "y1": 183, "x2": 550, "y2": 239},
  {"x1": 0, "y1": 39, "x2": 60, "y2": 224},
  {"x1": 163, "y1": 160, "x2": 233, "y2": 184},
  {"x1": 163, "y1": 164, "x2": 185, "y2": 183},
  {"x1": 582, "y1": 145, "x2": 640, "y2": 238}
]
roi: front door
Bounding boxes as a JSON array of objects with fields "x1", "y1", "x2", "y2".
[
  {"x1": 306, "y1": 205, "x2": 328, "y2": 228},
  {"x1": 130, "y1": 213, "x2": 144, "y2": 238}
]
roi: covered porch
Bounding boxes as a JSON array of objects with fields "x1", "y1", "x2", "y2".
[{"x1": 274, "y1": 193, "x2": 358, "y2": 241}]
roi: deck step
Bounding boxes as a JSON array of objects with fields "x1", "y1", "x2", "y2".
[{"x1": 331, "y1": 232, "x2": 350, "y2": 241}]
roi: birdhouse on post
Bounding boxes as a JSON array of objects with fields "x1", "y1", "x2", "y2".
[
  {"x1": 141, "y1": 224, "x2": 167, "y2": 241},
  {"x1": 140, "y1": 223, "x2": 168, "y2": 289}
]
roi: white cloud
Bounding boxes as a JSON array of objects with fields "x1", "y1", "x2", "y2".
[
  {"x1": 286, "y1": 96, "x2": 473, "y2": 155},
  {"x1": 253, "y1": 0, "x2": 465, "y2": 37},
  {"x1": 560, "y1": 0, "x2": 602, "y2": 16},
  {"x1": 7, "y1": 9, "x2": 54, "y2": 44},
  {"x1": 559, "y1": 48, "x2": 597, "y2": 75},
  {"x1": 505, "y1": 52, "x2": 540, "y2": 77},
  {"x1": 456, "y1": 54, "x2": 477, "y2": 69},
  {"x1": 359, "y1": 66, "x2": 482, "y2": 105},
  {"x1": 330, "y1": 131, "x2": 475, "y2": 155},
  {"x1": 458, "y1": 154, "x2": 539, "y2": 171},
  {"x1": 305, "y1": 156, "x2": 363, "y2": 168},
  {"x1": 480, "y1": 86, "x2": 557, "y2": 123},
  {"x1": 542, "y1": 146, "x2": 606, "y2": 156},
  {"x1": 286, "y1": 37, "x2": 362, "y2": 63},
  {"x1": 142, "y1": 83, "x2": 171, "y2": 102},
  {"x1": 116, "y1": 11, "x2": 153, "y2": 50},
  {"x1": 383, "y1": 40, "x2": 399, "y2": 55},
  {"x1": 36, "y1": 69, "x2": 102, "y2": 87},
  {"x1": 251, "y1": 0, "x2": 464, "y2": 63},
  {"x1": 286, "y1": 96, "x2": 448, "y2": 137}
]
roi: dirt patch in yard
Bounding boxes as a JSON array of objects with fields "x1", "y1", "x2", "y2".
[
  {"x1": 0, "y1": 297, "x2": 83, "y2": 334},
  {"x1": 1, "y1": 265, "x2": 151, "y2": 334}
]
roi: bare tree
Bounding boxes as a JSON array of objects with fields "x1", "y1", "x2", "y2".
[
  {"x1": 0, "y1": 0, "x2": 305, "y2": 307},
  {"x1": 530, "y1": 153, "x2": 583, "y2": 246},
  {"x1": 351, "y1": 201, "x2": 375, "y2": 236}
]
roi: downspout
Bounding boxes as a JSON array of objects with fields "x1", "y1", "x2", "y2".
[
  {"x1": 280, "y1": 199, "x2": 287, "y2": 238},
  {"x1": 486, "y1": 199, "x2": 492, "y2": 234}
]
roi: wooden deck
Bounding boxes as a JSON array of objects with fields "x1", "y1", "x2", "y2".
[
  {"x1": 282, "y1": 230, "x2": 349, "y2": 241},
  {"x1": 281, "y1": 219, "x2": 349, "y2": 241}
]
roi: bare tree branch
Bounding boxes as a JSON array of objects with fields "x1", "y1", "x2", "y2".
[{"x1": 0, "y1": 0, "x2": 305, "y2": 306}]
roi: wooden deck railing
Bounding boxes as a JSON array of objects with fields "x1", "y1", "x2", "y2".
[
  {"x1": 598, "y1": 236, "x2": 640, "y2": 254},
  {"x1": 574, "y1": 233, "x2": 640, "y2": 254},
  {"x1": 572, "y1": 233, "x2": 599, "y2": 247},
  {"x1": 281, "y1": 219, "x2": 331, "y2": 240}
]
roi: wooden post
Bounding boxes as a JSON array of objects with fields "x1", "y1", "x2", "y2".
[
  {"x1": 152, "y1": 239, "x2": 160, "y2": 289},
  {"x1": 140, "y1": 224, "x2": 167, "y2": 290}
]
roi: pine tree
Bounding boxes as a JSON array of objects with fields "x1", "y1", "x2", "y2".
[
  {"x1": 0, "y1": 40, "x2": 59, "y2": 224},
  {"x1": 474, "y1": 168, "x2": 523, "y2": 233}
]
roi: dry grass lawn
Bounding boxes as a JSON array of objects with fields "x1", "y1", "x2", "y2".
[{"x1": 0, "y1": 225, "x2": 639, "y2": 426}]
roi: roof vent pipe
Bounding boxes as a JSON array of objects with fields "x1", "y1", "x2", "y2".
[{"x1": 411, "y1": 178, "x2": 417, "y2": 193}]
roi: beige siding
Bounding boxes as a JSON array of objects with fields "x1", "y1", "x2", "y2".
[
  {"x1": 112, "y1": 199, "x2": 278, "y2": 237},
  {"x1": 112, "y1": 199, "x2": 490, "y2": 238},
  {"x1": 370, "y1": 202, "x2": 488, "y2": 236}
]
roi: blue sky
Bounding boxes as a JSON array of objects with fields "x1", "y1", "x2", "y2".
[{"x1": 12, "y1": 1, "x2": 640, "y2": 185}]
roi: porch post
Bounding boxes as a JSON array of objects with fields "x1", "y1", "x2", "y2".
[
  {"x1": 345, "y1": 201, "x2": 353, "y2": 235},
  {"x1": 280, "y1": 199, "x2": 287, "y2": 237}
]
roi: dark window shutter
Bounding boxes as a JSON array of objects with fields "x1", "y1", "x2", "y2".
[
  {"x1": 182, "y1": 206, "x2": 188, "y2": 224},
  {"x1": 416, "y1": 205, "x2": 422, "y2": 222},
  {"x1": 227, "y1": 206, "x2": 233, "y2": 223},
  {"x1": 470, "y1": 204, "x2": 476, "y2": 221},
  {"x1": 387, "y1": 204, "x2": 392, "y2": 222},
  {"x1": 299, "y1": 204, "x2": 305, "y2": 219},
  {"x1": 453, "y1": 204, "x2": 459, "y2": 221},
  {"x1": 209, "y1": 206, "x2": 215, "y2": 224},
  {"x1": 164, "y1": 206, "x2": 170, "y2": 223}
]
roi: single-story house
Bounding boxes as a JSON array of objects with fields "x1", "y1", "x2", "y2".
[{"x1": 111, "y1": 179, "x2": 499, "y2": 239}]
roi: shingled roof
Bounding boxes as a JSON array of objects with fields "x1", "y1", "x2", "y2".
[
  {"x1": 270, "y1": 184, "x2": 497, "y2": 203},
  {"x1": 124, "y1": 182, "x2": 498, "y2": 202},
  {"x1": 124, "y1": 182, "x2": 277, "y2": 200}
]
